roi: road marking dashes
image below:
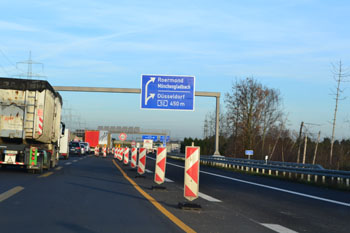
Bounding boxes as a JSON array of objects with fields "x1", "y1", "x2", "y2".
[
  {"x1": 166, "y1": 161, "x2": 350, "y2": 207},
  {"x1": 72, "y1": 160, "x2": 78, "y2": 163},
  {"x1": 165, "y1": 178, "x2": 174, "y2": 182},
  {"x1": 261, "y1": 223, "x2": 298, "y2": 233},
  {"x1": 0, "y1": 186, "x2": 24, "y2": 202},
  {"x1": 55, "y1": 166, "x2": 63, "y2": 171},
  {"x1": 145, "y1": 169, "x2": 153, "y2": 173},
  {"x1": 65, "y1": 162, "x2": 72, "y2": 165}
]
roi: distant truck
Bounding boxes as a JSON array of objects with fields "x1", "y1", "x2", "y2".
[
  {"x1": 85, "y1": 130, "x2": 99, "y2": 149},
  {"x1": 0, "y1": 77, "x2": 63, "y2": 173},
  {"x1": 59, "y1": 128, "x2": 70, "y2": 160},
  {"x1": 143, "y1": 139, "x2": 154, "y2": 153}
]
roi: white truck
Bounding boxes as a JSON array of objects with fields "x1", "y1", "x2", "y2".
[
  {"x1": 59, "y1": 128, "x2": 70, "y2": 160},
  {"x1": 143, "y1": 139, "x2": 154, "y2": 153},
  {"x1": 0, "y1": 77, "x2": 63, "y2": 173}
]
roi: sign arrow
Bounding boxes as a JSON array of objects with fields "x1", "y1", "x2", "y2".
[{"x1": 145, "y1": 77, "x2": 155, "y2": 105}]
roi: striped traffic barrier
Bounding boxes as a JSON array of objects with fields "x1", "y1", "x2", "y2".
[
  {"x1": 94, "y1": 147, "x2": 99, "y2": 156},
  {"x1": 123, "y1": 147, "x2": 129, "y2": 165},
  {"x1": 137, "y1": 148, "x2": 146, "y2": 175},
  {"x1": 131, "y1": 148, "x2": 137, "y2": 168},
  {"x1": 154, "y1": 147, "x2": 167, "y2": 185},
  {"x1": 184, "y1": 146, "x2": 200, "y2": 201},
  {"x1": 117, "y1": 148, "x2": 121, "y2": 160},
  {"x1": 114, "y1": 147, "x2": 117, "y2": 159},
  {"x1": 118, "y1": 148, "x2": 123, "y2": 161},
  {"x1": 103, "y1": 146, "x2": 107, "y2": 158}
]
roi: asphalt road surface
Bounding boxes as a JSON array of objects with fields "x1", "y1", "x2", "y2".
[{"x1": 1, "y1": 153, "x2": 349, "y2": 233}]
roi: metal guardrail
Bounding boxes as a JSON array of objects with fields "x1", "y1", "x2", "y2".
[
  {"x1": 168, "y1": 154, "x2": 350, "y2": 187},
  {"x1": 203, "y1": 156, "x2": 325, "y2": 170}
]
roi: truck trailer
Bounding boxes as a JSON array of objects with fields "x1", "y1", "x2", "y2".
[
  {"x1": 85, "y1": 130, "x2": 99, "y2": 149},
  {"x1": 0, "y1": 77, "x2": 63, "y2": 173}
]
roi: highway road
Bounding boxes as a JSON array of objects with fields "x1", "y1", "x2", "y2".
[{"x1": 1, "y1": 153, "x2": 349, "y2": 233}]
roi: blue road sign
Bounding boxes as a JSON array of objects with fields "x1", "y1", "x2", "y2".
[
  {"x1": 159, "y1": 136, "x2": 170, "y2": 142},
  {"x1": 141, "y1": 74, "x2": 195, "y2": 110},
  {"x1": 142, "y1": 135, "x2": 158, "y2": 141},
  {"x1": 245, "y1": 150, "x2": 254, "y2": 156}
]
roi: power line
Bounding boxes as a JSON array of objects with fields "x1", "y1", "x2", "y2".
[
  {"x1": 0, "y1": 48, "x2": 17, "y2": 68},
  {"x1": 15, "y1": 51, "x2": 46, "y2": 79}
]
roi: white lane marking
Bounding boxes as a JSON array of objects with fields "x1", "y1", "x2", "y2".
[
  {"x1": 261, "y1": 224, "x2": 298, "y2": 233},
  {"x1": 145, "y1": 169, "x2": 153, "y2": 173},
  {"x1": 147, "y1": 156, "x2": 221, "y2": 202},
  {"x1": 198, "y1": 192, "x2": 222, "y2": 202},
  {"x1": 0, "y1": 186, "x2": 24, "y2": 202},
  {"x1": 65, "y1": 162, "x2": 72, "y2": 165},
  {"x1": 166, "y1": 161, "x2": 350, "y2": 207},
  {"x1": 72, "y1": 160, "x2": 78, "y2": 163},
  {"x1": 55, "y1": 166, "x2": 63, "y2": 171},
  {"x1": 79, "y1": 158, "x2": 83, "y2": 160},
  {"x1": 165, "y1": 178, "x2": 174, "y2": 182}
]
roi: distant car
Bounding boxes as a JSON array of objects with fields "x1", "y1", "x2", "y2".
[
  {"x1": 81, "y1": 142, "x2": 90, "y2": 154},
  {"x1": 69, "y1": 142, "x2": 82, "y2": 156},
  {"x1": 79, "y1": 143, "x2": 86, "y2": 155}
]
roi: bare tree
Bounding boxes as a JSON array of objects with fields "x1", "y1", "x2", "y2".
[
  {"x1": 203, "y1": 108, "x2": 228, "y2": 138},
  {"x1": 330, "y1": 61, "x2": 349, "y2": 165},
  {"x1": 225, "y1": 77, "x2": 284, "y2": 155}
]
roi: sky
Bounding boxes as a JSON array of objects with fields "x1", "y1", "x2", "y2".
[{"x1": 0, "y1": 0, "x2": 350, "y2": 141}]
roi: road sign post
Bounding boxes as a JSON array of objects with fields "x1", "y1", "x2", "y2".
[
  {"x1": 141, "y1": 75, "x2": 195, "y2": 111},
  {"x1": 245, "y1": 150, "x2": 253, "y2": 160},
  {"x1": 55, "y1": 85, "x2": 221, "y2": 156}
]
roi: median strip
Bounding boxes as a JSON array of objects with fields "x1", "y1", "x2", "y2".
[
  {"x1": 112, "y1": 160, "x2": 196, "y2": 233},
  {"x1": 0, "y1": 186, "x2": 24, "y2": 202}
]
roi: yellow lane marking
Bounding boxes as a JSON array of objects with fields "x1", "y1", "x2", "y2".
[
  {"x1": 38, "y1": 172, "x2": 54, "y2": 178},
  {"x1": 112, "y1": 160, "x2": 196, "y2": 233},
  {"x1": 0, "y1": 186, "x2": 24, "y2": 202}
]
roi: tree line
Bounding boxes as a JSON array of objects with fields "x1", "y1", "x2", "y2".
[{"x1": 182, "y1": 67, "x2": 350, "y2": 170}]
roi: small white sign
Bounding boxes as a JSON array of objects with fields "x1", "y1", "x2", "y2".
[{"x1": 143, "y1": 139, "x2": 153, "y2": 149}]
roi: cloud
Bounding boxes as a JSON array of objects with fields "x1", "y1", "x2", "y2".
[{"x1": 0, "y1": 20, "x2": 38, "y2": 32}]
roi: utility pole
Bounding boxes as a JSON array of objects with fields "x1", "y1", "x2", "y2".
[
  {"x1": 297, "y1": 121, "x2": 304, "y2": 163},
  {"x1": 302, "y1": 134, "x2": 308, "y2": 164},
  {"x1": 330, "y1": 61, "x2": 348, "y2": 165},
  {"x1": 313, "y1": 131, "x2": 321, "y2": 165}
]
